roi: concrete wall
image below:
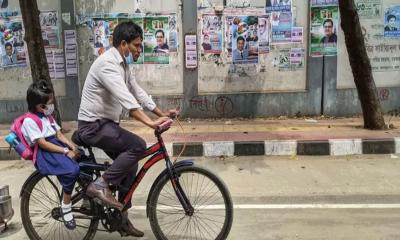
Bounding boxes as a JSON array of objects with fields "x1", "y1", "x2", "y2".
[
  {"x1": 0, "y1": 0, "x2": 399, "y2": 123},
  {"x1": 75, "y1": 0, "x2": 183, "y2": 96},
  {"x1": 0, "y1": 0, "x2": 75, "y2": 122}
]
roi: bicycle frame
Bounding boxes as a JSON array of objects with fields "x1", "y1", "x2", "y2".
[{"x1": 121, "y1": 129, "x2": 193, "y2": 214}]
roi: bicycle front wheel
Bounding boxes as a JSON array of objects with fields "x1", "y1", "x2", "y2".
[
  {"x1": 20, "y1": 171, "x2": 99, "y2": 240},
  {"x1": 148, "y1": 165, "x2": 233, "y2": 240}
]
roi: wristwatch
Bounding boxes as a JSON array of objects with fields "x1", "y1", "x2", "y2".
[{"x1": 63, "y1": 147, "x2": 70, "y2": 155}]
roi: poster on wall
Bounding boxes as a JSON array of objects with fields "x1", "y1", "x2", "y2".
[
  {"x1": 310, "y1": 5, "x2": 339, "y2": 56},
  {"x1": 201, "y1": 14, "x2": 223, "y2": 54},
  {"x1": 291, "y1": 27, "x2": 303, "y2": 43},
  {"x1": 64, "y1": 30, "x2": 78, "y2": 76},
  {"x1": 168, "y1": 14, "x2": 178, "y2": 52},
  {"x1": 384, "y1": 5, "x2": 400, "y2": 38},
  {"x1": 143, "y1": 16, "x2": 169, "y2": 64},
  {"x1": 266, "y1": 0, "x2": 291, "y2": 12},
  {"x1": 310, "y1": 0, "x2": 338, "y2": 6},
  {"x1": 278, "y1": 48, "x2": 304, "y2": 71},
  {"x1": 258, "y1": 15, "x2": 271, "y2": 53},
  {"x1": 355, "y1": 0, "x2": 382, "y2": 19},
  {"x1": 226, "y1": 15, "x2": 259, "y2": 64},
  {"x1": 0, "y1": 11, "x2": 27, "y2": 68},
  {"x1": 271, "y1": 11, "x2": 292, "y2": 44},
  {"x1": 90, "y1": 17, "x2": 118, "y2": 56},
  {"x1": 185, "y1": 34, "x2": 197, "y2": 68},
  {"x1": 40, "y1": 10, "x2": 60, "y2": 48},
  {"x1": 46, "y1": 49, "x2": 65, "y2": 79}
]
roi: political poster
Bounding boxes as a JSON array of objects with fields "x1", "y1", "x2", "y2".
[
  {"x1": 40, "y1": 10, "x2": 60, "y2": 48},
  {"x1": 143, "y1": 16, "x2": 169, "y2": 64},
  {"x1": 226, "y1": 15, "x2": 259, "y2": 64},
  {"x1": 258, "y1": 15, "x2": 271, "y2": 53},
  {"x1": 310, "y1": 5, "x2": 339, "y2": 56},
  {"x1": 271, "y1": 11, "x2": 292, "y2": 44},
  {"x1": 384, "y1": 5, "x2": 400, "y2": 38},
  {"x1": 0, "y1": 11, "x2": 27, "y2": 68},
  {"x1": 266, "y1": 0, "x2": 291, "y2": 12},
  {"x1": 201, "y1": 14, "x2": 223, "y2": 54}
]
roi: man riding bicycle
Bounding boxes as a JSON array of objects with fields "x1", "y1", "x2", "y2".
[{"x1": 75, "y1": 22, "x2": 176, "y2": 237}]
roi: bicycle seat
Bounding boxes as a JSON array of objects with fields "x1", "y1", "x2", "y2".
[{"x1": 71, "y1": 130, "x2": 91, "y2": 149}]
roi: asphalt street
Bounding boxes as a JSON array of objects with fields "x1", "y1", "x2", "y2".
[{"x1": 1, "y1": 154, "x2": 400, "y2": 239}]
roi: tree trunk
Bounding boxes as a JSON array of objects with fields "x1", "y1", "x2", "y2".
[
  {"x1": 19, "y1": 0, "x2": 62, "y2": 127},
  {"x1": 338, "y1": 0, "x2": 386, "y2": 130}
]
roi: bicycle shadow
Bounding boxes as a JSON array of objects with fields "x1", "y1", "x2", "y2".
[{"x1": 0, "y1": 222, "x2": 22, "y2": 238}]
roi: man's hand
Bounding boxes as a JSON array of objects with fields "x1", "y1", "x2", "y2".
[
  {"x1": 151, "y1": 117, "x2": 170, "y2": 129},
  {"x1": 163, "y1": 109, "x2": 179, "y2": 118}
]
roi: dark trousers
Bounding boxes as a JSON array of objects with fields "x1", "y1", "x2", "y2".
[{"x1": 77, "y1": 119, "x2": 146, "y2": 208}]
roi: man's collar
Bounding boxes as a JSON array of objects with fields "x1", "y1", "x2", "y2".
[{"x1": 110, "y1": 47, "x2": 125, "y2": 65}]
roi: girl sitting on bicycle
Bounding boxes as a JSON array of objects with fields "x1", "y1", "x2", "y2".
[{"x1": 22, "y1": 80, "x2": 81, "y2": 230}]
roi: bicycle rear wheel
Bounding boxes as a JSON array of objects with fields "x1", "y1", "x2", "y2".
[
  {"x1": 20, "y1": 171, "x2": 99, "y2": 240},
  {"x1": 148, "y1": 165, "x2": 233, "y2": 240}
]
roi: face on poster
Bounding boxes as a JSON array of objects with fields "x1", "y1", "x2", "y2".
[
  {"x1": 143, "y1": 16, "x2": 169, "y2": 64},
  {"x1": 258, "y1": 15, "x2": 271, "y2": 53},
  {"x1": 91, "y1": 18, "x2": 118, "y2": 55},
  {"x1": 271, "y1": 11, "x2": 292, "y2": 44},
  {"x1": 310, "y1": 6, "x2": 338, "y2": 56},
  {"x1": 40, "y1": 11, "x2": 58, "y2": 27},
  {"x1": 40, "y1": 11, "x2": 60, "y2": 49},
  {"x1": 0, "y1": 13, "x2": 27, "y2": 68},
  {"x1": 384, "y1": 6, "x2": 400, "y2": 38},
  {"x1": 228, "y1": 15, "x2": 259, "y2": 64},
  {"x1": 201, "y1": 14, "x2": 223, "y2": 54},
  {"x1": 266, "y1": 0, "x2": 291, "y2": 12}
]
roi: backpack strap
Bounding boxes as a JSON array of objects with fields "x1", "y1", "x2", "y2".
[{"x1": 24, "y1": 113, "x2": 45, "y2": 163}]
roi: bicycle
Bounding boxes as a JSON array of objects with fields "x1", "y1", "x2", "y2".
[{"x1": 20, "y1": 118, "x2": 234, "y2": 240}]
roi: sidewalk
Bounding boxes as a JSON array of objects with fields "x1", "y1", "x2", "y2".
[{"x1": 1, "y1": 116, "x2": 400, "y2": 160}]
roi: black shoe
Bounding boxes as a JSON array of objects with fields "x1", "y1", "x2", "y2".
[
  {"x1": 118, "y1": 211, "x2": 144, "y2": 237},
  {"x1": 61, "y1": 209, "x2": 76, "y2": 230}
]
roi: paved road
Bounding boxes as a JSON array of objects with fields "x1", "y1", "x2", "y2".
[{"x1": 1, "y1": 154, "x2": 400, "y2": 239}]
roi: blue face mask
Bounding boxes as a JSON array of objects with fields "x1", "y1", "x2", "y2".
[{"x1": 125, "y1": 53, "x2": 133, "y2": 65}]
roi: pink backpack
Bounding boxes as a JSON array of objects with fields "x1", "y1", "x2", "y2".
[{"x1": 6, "y1": 112, "x2": 55, "y2": 163}]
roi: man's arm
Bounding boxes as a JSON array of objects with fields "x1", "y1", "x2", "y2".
[{"x1": 130, "y1": 108, "x2": 169, "y2": 129}]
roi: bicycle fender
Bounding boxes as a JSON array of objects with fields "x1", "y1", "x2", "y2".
[
  {"x1": 19, "y1": 170, "x2": 41, "y2": 197},
  {"x1": 146, "y1": 160, "x2": 194, "y2": 217}
]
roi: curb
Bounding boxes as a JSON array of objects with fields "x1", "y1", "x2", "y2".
[{"x1": 1, "y1": 138, "x2": 400, "y2": 160}]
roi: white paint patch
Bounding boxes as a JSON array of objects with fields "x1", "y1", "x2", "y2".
[
  {"x1": 395, "y1": 138, "x2": 400, "y2": 154},
  {"x1": 130, "y1": 204, "x2": 400, "y2": 211},
  {"x1": 203, "y1": 141, "x2": 234, "y2": 157},
  {"x1": 265, "y1": 140, "x2": 297, "y2": 156},
  {"x1": 329, "y1": 139, "x2": 362, "y2": 156}
]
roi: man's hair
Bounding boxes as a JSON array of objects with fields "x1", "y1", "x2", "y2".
[
  {"x1": 155, "y1": 29, "x2": 165, "y2": 38},
  {"x1": 112, "y1": 21, "x2": 143, "y2": 48},
  {"x1": 387, "y1": 14, "x2": 396, "y2": 22},
  {"x1": 5, "y1": 42, "x2": 12, "y2": 49},
  {"x1": 237, "y1": 36, "x2": 245, "y2": 43},
  {"x1": 323, "y1": 19, "x2": 334, "y2": 26},
  {"x1": 26, "y1": 80, "x2": 53, "y2": 112}
]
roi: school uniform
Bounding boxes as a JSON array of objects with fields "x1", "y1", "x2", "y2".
[{"x1": 22, "y1": 112, "x2": 79, "y2": 195}]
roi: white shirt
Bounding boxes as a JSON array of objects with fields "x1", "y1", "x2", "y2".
[
  {"x1": 21, "y1": 116, "x2": 61, "y2": 146},
  {"x1": 78, "y1": 47, "x2": 156, "y2": 123}
]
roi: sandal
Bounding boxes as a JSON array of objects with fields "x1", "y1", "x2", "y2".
[{"x1": 61, "y1": 209, "x2": 76, "y2": 230}]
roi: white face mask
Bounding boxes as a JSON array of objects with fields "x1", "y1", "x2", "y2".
[{"x1": 44, "y1": 104, "x2": 54, "y2": 116}]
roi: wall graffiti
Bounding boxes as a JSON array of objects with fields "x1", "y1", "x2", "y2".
[
  {"x1": 215, "y1": 96, "x2": 234, "y2": 115},
  {"x1": 379, "y1": 88, "x2": 390, "y2": 101}
]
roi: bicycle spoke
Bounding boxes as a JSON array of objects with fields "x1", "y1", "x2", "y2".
[{"x1": 22, "y1": 174, "x2": 97, "y2": 240}]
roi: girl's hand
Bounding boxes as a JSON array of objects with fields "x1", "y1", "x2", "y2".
[{"x1": 67, "y1": 150, "x2": 79, "y2": 160}]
